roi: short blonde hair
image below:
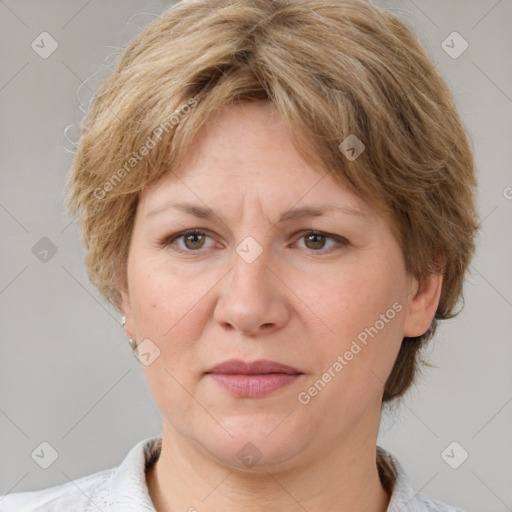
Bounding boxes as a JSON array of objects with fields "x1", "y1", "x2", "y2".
[{"x1": 65, "y1": 0, "x2": 479, "y2": 402}]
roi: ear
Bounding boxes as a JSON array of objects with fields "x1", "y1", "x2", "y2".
[
  {"x1": 120, "y1": 287, "x2": 136, "y2": 340},
  {"x1": 403, "y1": 261, "x2": 444, "y2": 338}
]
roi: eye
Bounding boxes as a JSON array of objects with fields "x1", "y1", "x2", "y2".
[
  {"x1": 162, "y1": 229, "x2": 215, "y2": 253},
  {"x1": 295, "y1": 230, "x2": 348, "y2": 253},
  {"x1": 161, "y1": 229, "x2": 348, "y2": 254}
]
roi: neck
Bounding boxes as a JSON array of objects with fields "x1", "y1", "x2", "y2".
[{"x1": 146, "y1": 417, "x2": 390, "y2": 512}]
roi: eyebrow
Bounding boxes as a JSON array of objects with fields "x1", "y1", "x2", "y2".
[{"x1": 146, "y1": 201, "x2": 368, "y2": 223}]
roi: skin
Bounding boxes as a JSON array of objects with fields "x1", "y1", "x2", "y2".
[{"x1": 121, "y1": 101, "x2": 443, "y2": 512}]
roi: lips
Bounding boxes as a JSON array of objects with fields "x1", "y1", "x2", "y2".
[
  {"x1": 206, "y1": 359, "x2": 301, "y2": 375},
  {"x1": 205, "y1": 359, "x2": 303, "y2": 398}
]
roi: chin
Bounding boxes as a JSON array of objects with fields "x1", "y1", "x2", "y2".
[{"x1": 189, "y1": 413, "x2": 316, "y2": 473}]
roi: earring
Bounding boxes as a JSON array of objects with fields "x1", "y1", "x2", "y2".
[{"x1": 121, "y1": 316, "x2": 137, "y2": 350}]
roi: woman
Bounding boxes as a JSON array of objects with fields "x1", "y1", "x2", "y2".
[{"x1": 0, "y1": 0, "x2": 478, "y2": 510}]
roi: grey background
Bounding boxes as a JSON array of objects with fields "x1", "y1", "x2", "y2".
[{"x1": 0, "y1": 1, "x2": 511, "y2": 510}]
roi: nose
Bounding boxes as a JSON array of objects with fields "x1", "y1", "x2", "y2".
[{"x1": 213, "y1": 244, "x2": 291, "y2": 337}]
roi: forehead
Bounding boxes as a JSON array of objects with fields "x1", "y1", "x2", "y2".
[{"x1": 139, "y1": 102, "x2": 375, "y2": 220}]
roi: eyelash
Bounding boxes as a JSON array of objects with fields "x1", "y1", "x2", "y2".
[{"x1": 161, "y1": 229, "x2": 349, "y2": 255}]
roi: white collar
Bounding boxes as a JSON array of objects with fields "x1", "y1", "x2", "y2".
[{"x1": 107, "y1": 436, "x2": 461, "y2": 512}]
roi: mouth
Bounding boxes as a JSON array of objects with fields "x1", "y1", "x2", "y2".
[{"x1": 205, "y1": 359, "x2": 304, "y2": 398}]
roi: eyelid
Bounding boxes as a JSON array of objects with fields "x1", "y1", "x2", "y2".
[
  {"x1": 293, "y1": 230, "x2": 349, "y2": 253},
  {"x1": 162, "y1": 228, "x2": 349, "y2": 253},
  {"x1": 162, "y1": 229, "x2": 217, "y2": 251}
]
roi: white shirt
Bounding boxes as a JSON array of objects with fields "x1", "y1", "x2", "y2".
[{"x1": 0, "y1": 436, "x2": 464, "y2": 511}]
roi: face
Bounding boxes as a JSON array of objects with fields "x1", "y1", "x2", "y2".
[{"x1": 122, "y1": 101, "x2": 441, "y2": 471}]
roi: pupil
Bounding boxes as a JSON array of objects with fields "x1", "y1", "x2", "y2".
[
  {"x1": 186, "y1": 234, "x2": 203, "y2": 248},
  {"x1": 307, "y1": 234, "x2": 324, "y2": 249}
]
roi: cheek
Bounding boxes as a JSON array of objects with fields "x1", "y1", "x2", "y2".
[
  {"x1": 127, "y1": 255, "x2": 216, "y2": 377},
  {"x1": 128, "y1": 255, "x2": 196, "y2": 337},
  {"x1": 299, "y1": 271, "x2": 405, "y2": 421},
  {"x1": 128, "y1": 260, "x2": 207, "y2": 415},
  {"x1": 310, "y1": 254, "x2": 407, "y2": 376},
  {"x1": 323, "y1": 267, "x2": 401, "y2": 336}
]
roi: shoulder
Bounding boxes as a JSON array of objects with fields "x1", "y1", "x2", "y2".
[
  {"x1": 408, "y1": 492, "x2": 466, "y2": 512},
  {"x1": 0, "y1": 435, "x2": 162, "y2": 512},
  {"x1": 0, "y1": 468, "x2": 114, "y2": 512},
  {"x1": 377, "y1": 446, "x2": 466, "y2": 512}
]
